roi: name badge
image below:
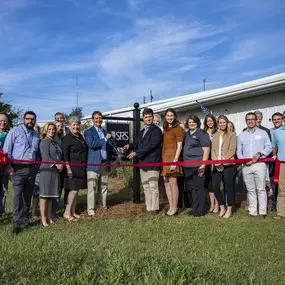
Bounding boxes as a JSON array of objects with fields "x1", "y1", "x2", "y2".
[
  {"x1": 254, "y1": 135, "x2": 261, "y2": 140},
  {"x1": 28, "y1": 152, "x2": 33, "y2": 160}
]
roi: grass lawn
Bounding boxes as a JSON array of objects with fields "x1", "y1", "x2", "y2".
[{"x1": 0, "y1": 181, "x2": 285, "y2": 285}]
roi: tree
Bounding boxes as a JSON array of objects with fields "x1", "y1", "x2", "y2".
[
  {"x1": 0, "y1": 101, "x2": 22, "y2": 130},
  {"x1": 69, "y1": 107, "x2": 83, "y2": 119},
  {"x1": 67, "y1": 106, "x2": 90, "y2": 132}
]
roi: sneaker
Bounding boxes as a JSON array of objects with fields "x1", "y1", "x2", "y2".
[{"x1": 88, "y1": 211, "x2": 95, "y2": 217}]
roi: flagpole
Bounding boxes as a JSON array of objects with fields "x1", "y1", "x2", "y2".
[{"x1": 203, "y1": 78, "x2": 207, "y2": 91}]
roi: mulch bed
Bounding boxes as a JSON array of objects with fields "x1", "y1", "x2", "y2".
[
  {"x1": 76, "y1": 178, "x2": 252, "y2": 220},
  {"x1": 80, "y1": 202, "x2": 148, "y2": 220}
]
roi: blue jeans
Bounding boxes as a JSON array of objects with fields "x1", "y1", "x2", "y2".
[{"x1": 0, "y1": 173, "x2": 9, "y2": 215}]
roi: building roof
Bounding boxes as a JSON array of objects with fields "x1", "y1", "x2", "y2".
[{"x1": 82, "y1": 72, "x2": 285, "y2": 119}]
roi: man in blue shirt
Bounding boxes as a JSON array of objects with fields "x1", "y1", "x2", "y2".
[
  {"x1": 237, "y1": 112, "x2": 272, "y2": 218},
  {"x1": 269, "y1": 112, "x2": 283, "y2": 211},
  {"x1": 3, "y1": 111, "x2": 40, "y2": 234},
  {"x1": 272, "y1": 124, "x2": 285, "y2": 219}
]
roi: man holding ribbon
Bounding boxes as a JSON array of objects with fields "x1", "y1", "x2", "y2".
[
  {"x1": 84, "y1": 111, "x2": 113, "y2": 216},
  {"x1": 237, "y1": 112, "x2": 272, "y2": 219},
  {"x1": 127, "y1": 108, "x2": 162, "y2": 214},
  {"x1": 3, "y1": 111, "x2": 40, "y2": 234}
]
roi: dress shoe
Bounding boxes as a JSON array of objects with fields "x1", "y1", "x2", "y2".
[
  {"x1": 273, "y1": 215, "x2": 282, "y2": 220},
  {"x1": 12, "y1": 226, "x2": 21, "y2": 235},
  {"x1": 22, "y1": 222, "x2": 33, "y2": 229},
  {"x1": 193, "y1": 212, "x2": 205, "y2": 217},
  {"x1": 186, "y1": 210, "x2": 195, "y2": 216},
  {"x1": 151, "y1": 210, "x2": 159, "y2": 215}
]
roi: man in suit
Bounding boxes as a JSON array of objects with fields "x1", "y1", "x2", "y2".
[
  {"x1": 84, "y1": 111, "x2": 113, "y2": 216},
  {"x1": 127, "y1": 108, "x2": 162, "y2": 213}
]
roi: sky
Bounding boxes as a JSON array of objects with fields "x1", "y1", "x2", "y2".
[{"x1": 1, "y1": 0, "x2": 285, "y2": 121}]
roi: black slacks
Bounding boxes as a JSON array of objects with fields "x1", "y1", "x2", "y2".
[
  {"x1": 184, "y1": 167, "x2": 206, "y2": 214},
  {"x1": 212, "y1": 165, "x2": 235, "y2": 206},
  {"x1": 10, "y1": 165, "x2": 37, "y2": 227}
]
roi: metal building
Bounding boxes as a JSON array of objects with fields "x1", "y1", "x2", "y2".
[{"x1": 82, "y1": 72, "x2": 285, "y2": 134}]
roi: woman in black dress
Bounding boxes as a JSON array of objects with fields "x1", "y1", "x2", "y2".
[
  {"x1": 203, "y1": 115, "x2": 219, "y2": 213},
  {"x1": 62, "y1": 116, "x2": 87, "y2": 222}
]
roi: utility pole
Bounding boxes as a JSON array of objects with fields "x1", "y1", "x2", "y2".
[
  {"x1": 203, "y1": 78, "x2": 207, "y2": 92},
  {"x1": 150, "y1": 90, "x2": 153, "y2": 102},
  {"x1": 76, "y1": 73, "x2": 79, "y2": 108}
]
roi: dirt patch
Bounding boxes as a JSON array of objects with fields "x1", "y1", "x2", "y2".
[
  {"x1": 80, "y1": 202, "x2": 147, "y2": 220},
  {"x1": 109, "y1": 177, "x2": 126, "y2": 192}
]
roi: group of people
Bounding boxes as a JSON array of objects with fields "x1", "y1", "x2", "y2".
[
  {"x1": 134, "y1": 109, "x2": 284, "y2": 220},
  {"x1": 0, "y1": 108, "x2": 284, "y2": 235}
]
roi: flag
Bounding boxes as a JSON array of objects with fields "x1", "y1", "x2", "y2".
[{"x1": 196, "y1": 100, "x2": 212, "y2": 116}]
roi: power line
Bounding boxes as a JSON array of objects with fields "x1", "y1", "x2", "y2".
[
  {"x1": 2, "y1": 92, "x2": 68, "y2": 102},
  {"x1": 0, "y1": 83, "x2": 101, "y2": 97}
]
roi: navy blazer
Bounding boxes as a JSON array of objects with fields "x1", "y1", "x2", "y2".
[
  {"x1": 135, "y1": 124, "x2": 162, "y2": 171},
  {"x1": 84, "y1": 126, "x2": 113, "y2": 172}
]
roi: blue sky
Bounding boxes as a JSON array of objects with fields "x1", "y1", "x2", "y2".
[{"x1": 1, "y1": 0, "x2": 285, "y2": 120}]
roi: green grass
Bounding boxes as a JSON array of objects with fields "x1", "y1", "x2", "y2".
[{"x1": 0, "y1": 183, "x2": 285, "y2": 285}]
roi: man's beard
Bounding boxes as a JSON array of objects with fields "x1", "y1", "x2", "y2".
[{"x1": 25, "y1": 123, "x2": 34, "y2": 130}]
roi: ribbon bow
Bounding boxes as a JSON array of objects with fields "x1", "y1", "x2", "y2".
[{"x1": 0, "y1": 149, "x2": 9, "y2": 168}]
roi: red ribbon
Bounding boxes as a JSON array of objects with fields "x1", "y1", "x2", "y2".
[
  {"x1": 0, "y1": 151, "x2": 280, "y2": 184},
  {"x1": 274, "y1": 159, "x2": 280, "y2": 186},
  {"x1": 6, "y1": 157, "x2": 275, "y2": 167}
]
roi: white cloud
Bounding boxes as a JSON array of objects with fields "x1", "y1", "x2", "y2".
[
  {"x1": 1, "y1": 1, "x2": 284, "y2": 120},
  {"x1": 241, "y1": 64, "x2": 285, "y2": 77},
  {"x1": 128, "y1": 0, "x2": 139, "y2": 8}
]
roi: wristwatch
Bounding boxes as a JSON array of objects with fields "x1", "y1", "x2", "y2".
[{"x1": 257, "y1": 152, "x2": 263, "y2": 157}]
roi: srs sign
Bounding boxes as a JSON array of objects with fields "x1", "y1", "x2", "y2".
[{"x1": 106, "y1": 122, "x2": 130, "y2": 147}]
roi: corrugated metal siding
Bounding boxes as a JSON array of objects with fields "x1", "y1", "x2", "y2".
[{"x1": 176, "y1": 90, "x2": 285, "y2": 135}]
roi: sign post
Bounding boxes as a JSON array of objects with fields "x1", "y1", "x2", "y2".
[
  {"x1": 132, "y1": 103, "x2": 141, "y2": 203},
  {"x1": 103, "y1": 102, "x2": 141, "y2": 203}
]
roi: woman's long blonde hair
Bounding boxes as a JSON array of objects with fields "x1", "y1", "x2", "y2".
[{"x1": 41, "y1": 122, "x2": 58, "y2": 140}]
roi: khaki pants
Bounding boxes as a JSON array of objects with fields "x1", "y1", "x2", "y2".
[
  {"x1": 277, "y1": 163, "x2": 285, "y2": 217},
  {"x1": 140, "y1": 169, "x2": 160, "y2": 211},
  {"x1": 87, "y1": 167, "x2": 109, "y2": 214},
  {"x1": 242, "y1": 162, "x2": 267, "y2": 216}
]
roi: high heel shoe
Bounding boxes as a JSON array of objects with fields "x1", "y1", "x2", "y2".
[
  {"x1": 166, "y1": 210, "x2": 178, "y2": 216},
  {"x1": 72, "y1": 213, "x2": 80, "y2": 219},
  {"x1": 41, "y1": 221, "x2": 49, "y2": 227},
  {"x1": 63, "y1": 215, "x2": 77, "y2": 222}
]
